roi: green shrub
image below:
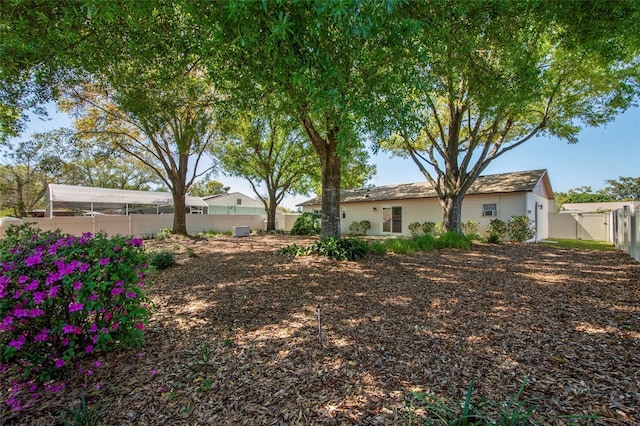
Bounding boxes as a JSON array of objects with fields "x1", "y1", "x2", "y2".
[
  {"x1": 348, "y1": 220, "x2": 371, "y2": 236},
  {"x1": 462, "y1": 220, "x2": 479, "y2": 235},
  {"x1": 0, "y1": 224, "x2": 152, "y2": 385},
  {"x1": 487, "y1": 218, "x2": 507, "y2": 243},
  {"x1": 507, "y1": 216, "x2": 535, "y2": 242},
  {"x1": 383, "y1": 238, "x2": 418, "y2": 255},
  {"x1": 487, "y1": 233, "x2": 501, "y2": 244},
  {"x1": 421, "y1": 221, "x2": 436, "y2": 235},
  {"x1": 380, "y1": 233, "x2": 470, "y2": 254},
  {"x1": 155, "y1": 228, "x2": 172, "y2": 240},
  {"x1": 336, "y1": 238, "x2": 369, "y2": 260},
  {"x1": 290, "y1": 212, "x2": 320, "y2": 236},
  {"x1": 277, "y1": 243, "x2": 308, "y2": 257},
  {"x1": 465, "y1": 233, "x2": 484, "y2": 242},
  {"x1": 149, "y1": 250, "x2": 176, "y2": 270},
  {"x1": 410, "y1": 222, "x2": 437, "y2": 237},
  {"x1": 408, "y1": 222, "x2": 422, "y2": 237},
  {"x1": 367, "y1": 240, "x2": 387, "y2": 255},
  {"x1": 436, "y1": 232, "x2": 472, "y2": 249},
  {"x1": 308, "y1": 237, "x2": 369, "y2": 260},
  {"x1": 433, "y1": 221, "x2": 445, "y2": 236},
  {"x1": 280, "y1": 238, "x2": 369, "y2": 261},
  {"x1": 412, "y1": 234, "x2": 438, "y2": 250}
]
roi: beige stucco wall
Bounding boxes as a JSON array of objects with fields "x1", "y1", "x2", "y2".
[{"x1": 304, "y1": 192, "x2": 534, "y2": 237}]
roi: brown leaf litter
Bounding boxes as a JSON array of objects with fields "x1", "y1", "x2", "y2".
[{"x1": 2, "y1": 234, "x2": 639, "y2": 425}]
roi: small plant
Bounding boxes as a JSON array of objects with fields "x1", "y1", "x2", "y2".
[
  {"x1": 60, "y1": 393, "x2": 104, "y2": 426},
  {"x1": 282, "y1": 238, "x2": 370, "y2": 261},
  {"x1": 433, "y1": 221, "x2": 445, "y2": 236},
  {"x1": 409, "y1": 222, "x2": 422, "y2": 237},
  {"x1": 200, "y1": 344, "x2": 212, "y2": 364},
  {"x1": 290, "y1": 212, "x2": 321, "y2": 236},
  {"x1": 155, "y1": 228, "x2": 172, "y2": 241},
  {"x1": 277, "y1": 243, "x2": 308, "y2": 257},
  {"x1": 149, "y1": 250, "x2": 176, "y2": 270},
  {"x1": 405, "y1": 377, "x2": 550, "y2": 425},
  {"x1": 348, "y1": 220, "x2": 371, "y2": 236},
  {"x1": 487, "y1": 233, "x2": 501, "y2": 244},
  {"x1": 197, "y1": 377, "x2": 215, "y2": 392},
  {"x1": 462, "y1": 220, "x2": 479, "y2": 235},
  {"x1": 358, "y1": 220, "x2": 371, "y2": 236},
  {"x1": 507, "y1": 215, "x2": 535, "y2": 242},
  {"x1": 487, "y1": 218, "x2": 507, "y2": 243},
  {"x1": 335, "y1": 238, "x2": 369, "y2": 260},
  {"x1": 368, "y1": 240, "x2": 387, "y2": 255},
  {"x1": 421, "y1": 221, "x2": 436, "y2": 235},
  {"x1": 436, "y1": 232, "x2": 472, "y2": 249}
]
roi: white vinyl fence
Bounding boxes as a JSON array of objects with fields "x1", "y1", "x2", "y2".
[
  {"x1": 548, "y1": 212, "x2": 611, "y2": 241},
  {"x1": 612, "y1": 205, "x2": 639, "y2": 262},
  {"x1": 0, "y1": 213, "x2": 302, "y2": 239}
]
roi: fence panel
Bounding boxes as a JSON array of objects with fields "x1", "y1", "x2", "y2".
[
  {"x1": 0, "y1": 214, "x2": 272, "y2": 238},
  {"x1": 613, "y1": 206, "x2": 639, "y2": 262}
]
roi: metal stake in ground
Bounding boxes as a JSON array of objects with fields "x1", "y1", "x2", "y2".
[{"x1": 317, "y1": 304, "x2": 323, "y2": 350}]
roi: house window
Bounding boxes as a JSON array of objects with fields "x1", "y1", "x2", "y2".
[
  {"x1": 382, "y1": 206, "x2": 402, "y2": 233},
  {"x1": 236, "y1": 199, "x2": 242, "y2": 205},
  {"x1": 313, "y1": 209, "x2": 321, "y2": 214},
  {"x1": 482, "y1": 203, "x2": 497, "y2": 217}
]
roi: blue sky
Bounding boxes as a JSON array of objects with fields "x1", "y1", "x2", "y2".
[{"x1": 13, "y1": 104, "x2": 640, "y2": 210}]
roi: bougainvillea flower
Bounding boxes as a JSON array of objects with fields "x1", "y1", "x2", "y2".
[
  {"x1": 24, "y1": 254, "x2": 42, "y2": 267},
  {"x1": 68, "y1": 302, "x2": 84, "y2": 313},
  {"x1": 9, "y1": 335, "x2": 26, "y2": 350},
  {"x1": 33, "y1": 291, "x2": 46, "y2": 304}
]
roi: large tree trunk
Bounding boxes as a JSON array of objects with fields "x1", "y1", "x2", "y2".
[
  {"x1": 320, "y1": 149, "x2": 341, "y2": 239},
  {"x1": 301, "y1": 114, "x2": 342, "y2": 240},
  {"x1": 441, "y1": 194, "x2": 464, "y2": 234},
  {"x1": 172, "y1": 189, "x2": 188, "y2": 235},
  {"x1": 171, "y1": 153, "x2": 190, "y2": 235},
  {"x1": 265, "y1": 195, "x2": 277, "y2": 232}
]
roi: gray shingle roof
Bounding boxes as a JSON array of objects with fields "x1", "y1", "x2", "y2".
[{"x1": 298, "y1": 169, "x2": 549, "y2": 206}]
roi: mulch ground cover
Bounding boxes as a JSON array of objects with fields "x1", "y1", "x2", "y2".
[{"x1": 2, "y1": 234, "x2": 639, "y2": 425}]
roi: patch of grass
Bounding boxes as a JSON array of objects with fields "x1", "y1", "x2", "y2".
[
  {"x1": 149, "y1": 250, "x2": 177, "y2": 269},
  {"x1": 406, "y1": 376, "x2": 598, "y2": 425},
  {"x1": 60, "y1": 393, "x2": 104, "y2": 426},
  {"x1": 540, "y1": 239, "x2": 615, "y2": 251}
]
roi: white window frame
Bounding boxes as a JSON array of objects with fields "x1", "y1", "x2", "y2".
[
  {"x1": 482, "y1": 203, "x2": 497, "y2": 217},
  {"x1": 382, "y1": 206, "x2": 403, "y2": 233}
]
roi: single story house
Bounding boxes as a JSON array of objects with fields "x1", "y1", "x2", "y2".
[
  {"x1": 202, "y1": 192, "x2": 266, "y2": 215},
  {"x1": 298, "y1": 169, "x2": 555, "y2": 240}
]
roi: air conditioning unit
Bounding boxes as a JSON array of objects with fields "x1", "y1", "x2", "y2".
[
  {"x1": 483, "y1": 210, "x2": 495, "y2": 217},
  {"x1": 232, "y1": 226, "x2": 251, "y2": 237}
]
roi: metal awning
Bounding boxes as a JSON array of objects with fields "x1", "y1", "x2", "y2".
[{"x1": 45, "y1": 184, "x2": 208, "y2": 217}]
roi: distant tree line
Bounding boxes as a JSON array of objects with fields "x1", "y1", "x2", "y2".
[{"x1": 555, "y1": 176, "x2": 640, "y2": 209}]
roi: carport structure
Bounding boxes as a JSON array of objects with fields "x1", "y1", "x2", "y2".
[{"x1": 45, "y1": 184, "x2": 209, "y2": 217}]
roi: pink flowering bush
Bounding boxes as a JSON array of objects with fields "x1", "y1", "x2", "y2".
[{"x1": 0, "y1": 224, "x2": 153, "y2": 382}]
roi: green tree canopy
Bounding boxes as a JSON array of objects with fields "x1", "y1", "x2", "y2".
[
  {"x1": 376, "y1": 1, "x2": 640, "y2": 233},
  {"x1": 209, "y1": 0, "x2": 399, "y2": 238},
  {"x1": 603, "y1": 177, "x2": 640, "y2": 201},
  {"x1": 215, "y1": 109, "x2": 318, "y2": 231},
  {"x1": 188, "y1": 179, "x2": 227, "y2": 198}
]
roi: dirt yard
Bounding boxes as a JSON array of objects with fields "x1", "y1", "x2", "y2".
[{"x1": 4, "y1": 234, "x2": 640, "y2": 425}]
